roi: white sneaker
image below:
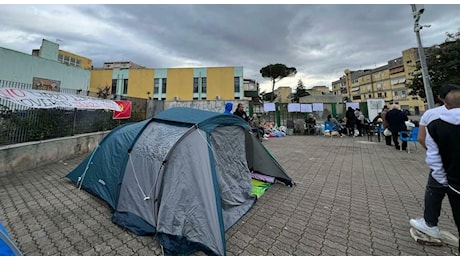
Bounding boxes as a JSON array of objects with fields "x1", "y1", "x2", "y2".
[{"x1": 409, "y1": 218, "x2": 441, "y2": 238}]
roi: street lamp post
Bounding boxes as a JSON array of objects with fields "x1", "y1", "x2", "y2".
[{"x1": 411, "y1": 4, "x2": 435, "y2": 109}]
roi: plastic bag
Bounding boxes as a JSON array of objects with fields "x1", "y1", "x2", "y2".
[{"x1": 383, "y1": 128, "x2": 392, "y2": 136}]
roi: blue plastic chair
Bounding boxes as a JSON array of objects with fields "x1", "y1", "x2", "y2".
[
  {"x1": 399, "y1": 127, "x2": 419, "y2": 153},
  {"x1": 369, "y1": 122, "x2": 384, "y2": 142}
]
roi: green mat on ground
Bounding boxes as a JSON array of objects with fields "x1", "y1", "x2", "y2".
[{"x1": 251, "y1": 179, "x2": 272, "y2": 198}]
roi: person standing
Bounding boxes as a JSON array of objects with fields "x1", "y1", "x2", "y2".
[
  {"x1": 381, "y1": 106, "x2": 391, "y2": 146},
  {"x1": 355, "y1": 108, "x2": 365, "y2": 136},
  {"x1": 385, "y1": 104, "x2": 408, "y2": 150},
  {"x1": 410, "y1": 88, "x2": 460, "y2": 254},
  {"x1": 409, "y1": 84, "x2": 460, "y2": 242},
  {"x1": 345, "y1": 107, "x2": 357, "y2": 137},
  {"x1": 233, "y1": 103, "x2": 249, "y2": 122}
]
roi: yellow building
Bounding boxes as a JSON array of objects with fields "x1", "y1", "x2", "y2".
[
  {"x1": 274, "y1": 86, "x2": 293, "y2": 103},
  {"x1": 90, "y1": 65, "x2": 244, "y2": 101},
  {"x1": 307, "y1": 85, "x2": 330, "y2": 95},
  {"x1": 331, "y1": 48, "x2": 426, "y2": 115},
  {"x1": 57, "y1": 50, "x2": 93, "y2": 70}
]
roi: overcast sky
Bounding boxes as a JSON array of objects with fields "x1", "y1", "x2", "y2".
[{"x1": 1, "y1": 3, "x2": 459, "y2": 93}]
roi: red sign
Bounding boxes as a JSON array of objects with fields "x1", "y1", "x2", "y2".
[{"x1": 113, "y1": 100, "x2": 132, "y2": 119}]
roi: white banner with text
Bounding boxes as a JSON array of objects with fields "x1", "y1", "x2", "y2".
[{"x1": 0, "y1": 88, "x2": 121, "y2": 111}]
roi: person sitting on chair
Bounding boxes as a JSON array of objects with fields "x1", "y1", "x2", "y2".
[
  {"x1": 250, "y1": 114, "x2": 264, "y2": 140},
  {"x1": 305, "y1": 114, "x2": 317, "y2": 135}
]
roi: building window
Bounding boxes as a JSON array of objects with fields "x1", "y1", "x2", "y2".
[
  {"x1": 193, "y1": 77, "x2": 199, "y2": 93},
  {"x1": 123, "y1": 79, "x2": 128, "y2": 95},
  {"x1": 234, "y1": 77, "x2": 240, "y2": 92},
  {"x1": 202, "y1": 77, "x2": 207, "y2": 93},
  {"x1": 58, "y1": 54, "x2": 63, "y2": 62},
  {"x1": 111, "y1": 79, "x2": 117, "y2": 95},
  {"x1": 377, "y1": 92, "x2": 383, "y2": 98},
  {"x1": 162, "y1": 78, "x2": 167, "y2": 93},
  {"x1": 154, "y1": 78, "x2": 159, "y2": 94}
]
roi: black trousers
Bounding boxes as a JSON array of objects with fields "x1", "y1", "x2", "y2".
[
  {"x1": 385, "y1": 135, "x2": 392, "y2": 145},
  {"x1": 391, "y1": 131, "x2": 407, "y2": 149},
  {"x1": 424, "y1": 174, "x2": 448, "y2": 227},
  {"x1": 424, "y1": 174, "x2": 460, "y2": 252}
]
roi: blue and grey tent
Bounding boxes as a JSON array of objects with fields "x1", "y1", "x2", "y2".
[{"x1": 66, "y1": 107, "x2": 293, "y2": 256}]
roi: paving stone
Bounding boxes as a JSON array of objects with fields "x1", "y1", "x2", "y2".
[{"x1": 1, "y1": 136, "x2": 458, "y2": 256}]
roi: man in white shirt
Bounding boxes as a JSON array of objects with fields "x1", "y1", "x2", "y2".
[{"x1": 410, "y1": 84, "x2": 460, "y2": 241}]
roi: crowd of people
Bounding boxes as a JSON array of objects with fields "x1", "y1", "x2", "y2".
[
  {"x1": 225, "y1": 102, "x2": 284, "y2": 141},
  {"x1": 227, "y1": 102, "x2": 418, "y2": 143},
  {"x1": 225, "y1": 85, "x2": 460, "y2": 253}
]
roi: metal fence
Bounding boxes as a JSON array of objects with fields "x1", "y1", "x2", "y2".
[
  {"x1": 248, "y1": 101, "x2": 368, "y2": 128},
  {"x1": 0, "y1": 80, "x2": 146, "y2": 147},
  {"x1": 1, "y1": 79, "x2": 376, "y2": 146}
]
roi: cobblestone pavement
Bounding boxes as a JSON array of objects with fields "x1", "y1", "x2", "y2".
[{"x1": 0, "y1": 135, "x2": 458, "y2": 256}]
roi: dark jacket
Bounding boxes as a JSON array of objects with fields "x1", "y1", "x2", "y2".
[
  {"x1": 385, "y1": 109, "x2": 408, "y2": 133},
  {"x1": 233, "y1": 109, "x2": 249, "y2": 122},
  {"x1": 345, "y1": 108, "x2": 357, "y2": 126}
]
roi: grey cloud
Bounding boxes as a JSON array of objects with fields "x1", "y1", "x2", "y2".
[{"x1": 1, "y1": 4, "x2": 459, "y2": 89}]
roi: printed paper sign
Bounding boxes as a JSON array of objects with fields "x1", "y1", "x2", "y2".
[
  {"x1": 301, "y1": 104, "x2": 312, "y2": 113},
  {"x1": 287, "y1": 103, "x2": 301, "y2": 112},
  {"x1": 263, "y1": 102, "x2": 276, "y2": 112}
]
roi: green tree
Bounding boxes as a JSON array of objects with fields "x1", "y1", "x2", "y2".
[
  {"x1": 292, "y1": 79, "x2": 310, "y2": 102},
  {"x1": 407, "y1": 30, "x2": 460, "y2": 104},
  {"x1": 260, "y1": 64, "x2": 297, "y2": 101}
]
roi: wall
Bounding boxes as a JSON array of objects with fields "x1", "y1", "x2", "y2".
[
  {"x1": 299, "y1": 94, "x2": 343, "y2": 103},
  {"x1": 128, "y1": 68, "x2": 154, "y2": 99},
  {"x1": 89, "y1": 69, "x2": 113, "y2": 94},
  {"x1": 0, "y1": 131, "x2": 108, "y2": 176},
  {"x1": 0, "y1": 47, "x2": 90, "y2": 91},
  {"x1": 207, "y1": 67, "x2": 235, "y2": 100},
  {"x1": 39, "y1": 39, "x2": 59, "y2": 61},
  {"x1": 167, "y1": 68, "x2": 194, "y2": 100}
]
